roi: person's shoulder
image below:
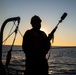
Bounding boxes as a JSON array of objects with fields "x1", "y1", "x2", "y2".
[
  {"x1": 24, "y1": 29, "x2": 32, "y2": 36},
  {"x1": 40, "y1": 30, "x2": 45, "y2": 33},
  {"x1": 40, "y1": 30, "x2": 47, "y2": 37},
  {"x1": 25, "y1": 29, "x2": 32, "y2": 33}
]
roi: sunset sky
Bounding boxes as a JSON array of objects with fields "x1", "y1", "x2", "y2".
[{"x1": 0, "y1": 0, "x2": 76, "y2": 46}]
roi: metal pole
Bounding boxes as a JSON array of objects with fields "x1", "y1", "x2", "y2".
[{"x1": 0, "y1": 16, "x2": 20, "y2": 75}]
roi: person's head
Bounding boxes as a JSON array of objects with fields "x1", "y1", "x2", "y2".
[{"x1": 30, "y1": 15, "x2": 42, "y2": 30}]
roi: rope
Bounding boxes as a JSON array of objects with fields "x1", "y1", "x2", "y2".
[
  {"x1": 3, "y1": 20, "x2": 22, "y2": 68},
  {"x1": 14, "y1": 22, "x2": 23, "y2": 37},
  {"x1": 5, "y1": 23, "x2": 19, "y2": 68},
  {"x1": 3, "y1": 21, "x2": 16, "y2": 44},
  {"x1": 3, "y1": 21, "x2": 23, "y2": 44},
  {"x1": 3, "y1": 31, "x2": 15, "y2": 43}
]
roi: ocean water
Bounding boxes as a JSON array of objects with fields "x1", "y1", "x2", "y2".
[{"x1": 2, "y1": 45, "x2": 76, "y2": 75}]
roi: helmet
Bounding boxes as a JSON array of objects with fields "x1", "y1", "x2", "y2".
[{"x1": 30, "y1": 15, "x2": 42, "y2": 24}]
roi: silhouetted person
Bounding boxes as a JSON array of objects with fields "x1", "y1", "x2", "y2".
[{"x1": 22, "y1": 15, "x2": 55, "y2": 75}]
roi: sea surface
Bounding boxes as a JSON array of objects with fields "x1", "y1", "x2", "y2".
[{"x1": 2, "y1": 45, "x2": 76, "y2": 75}]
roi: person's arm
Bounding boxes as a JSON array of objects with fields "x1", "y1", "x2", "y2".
[{"x1": 22, "y1": 30, "x2": 30, "y2": 53}]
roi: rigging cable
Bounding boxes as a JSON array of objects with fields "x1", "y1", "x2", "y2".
[
  {"x1": 3, "y1": 21, "x2": 15, "y2": 45},
  {"x1": 5, "y1": 22, "x2": 19, "y2": 68},
  {"x1": 3, "y1": 21, "x2": 23, "y2": 44}
]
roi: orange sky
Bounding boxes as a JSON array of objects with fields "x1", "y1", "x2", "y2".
[{"x1": 1, "y1": 0, "x2": 76, "y2": 46}]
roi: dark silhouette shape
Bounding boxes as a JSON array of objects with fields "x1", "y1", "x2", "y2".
[
  {"x1": 22, "y1": 13, "x2": 68, "y2": 75},
  {"x1": 0, "y1": 17, "x2": 20, "y2": 75},
  {"x1": 22, "y1": 15, "x2": 51, "y2": 75}
]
